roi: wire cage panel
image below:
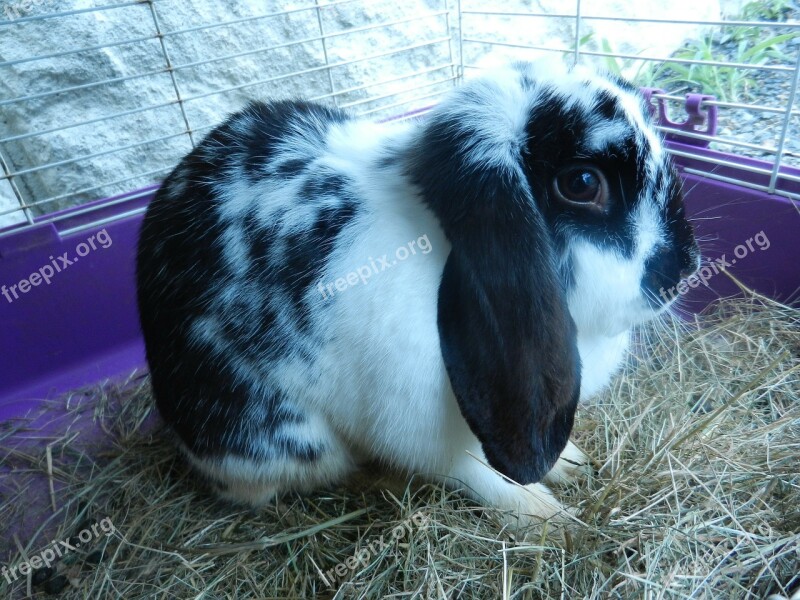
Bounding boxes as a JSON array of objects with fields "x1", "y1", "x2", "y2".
[
  {"x1": 0, "y1": 0, "x2": 458, "y2": 230},
  {"x1": 0, "y1": 0, "x2": 799, "y2": 236}
]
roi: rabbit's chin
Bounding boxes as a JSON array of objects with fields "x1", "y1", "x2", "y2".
[{"x1": 576, "y1": 302, "x2": 660, "y2": 339}]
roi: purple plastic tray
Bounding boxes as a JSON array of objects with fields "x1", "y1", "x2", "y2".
[
  {"x1": 0, "y1": 187, "x2": 154, "y2": 421},
  {"x1": 0, "y1": 147, "x2": 798, "y2": 420}
]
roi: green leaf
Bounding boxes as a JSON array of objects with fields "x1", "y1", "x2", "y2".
[
  {"x1": 742, "y1": 32, "x2": 800, "y2": 61},
  {"x1": 601, "y1": 38, "x2": 622, "y2": 76}
]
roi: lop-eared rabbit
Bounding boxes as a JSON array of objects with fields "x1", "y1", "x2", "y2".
[{"x1": 137, "y1": 60, "x2": 700, "y2": 526}]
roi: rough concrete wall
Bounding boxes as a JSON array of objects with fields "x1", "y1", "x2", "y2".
[{"x1": 0, "y1": 0, "x2": 723, "y2": 226}]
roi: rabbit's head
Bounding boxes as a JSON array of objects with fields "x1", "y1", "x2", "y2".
[{"x1": 407, "y1": 60, "x2": 700, "y2": 485}]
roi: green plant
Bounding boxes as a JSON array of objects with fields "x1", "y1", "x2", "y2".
[
  {"x1": 578, "y1": 26, "x2": 798, "y2": 102},
  {"x1": 577, "y1": 35, "x2": 668, "y2": 88},
  {"x1": 597, "y1": 39, "x2": 669, "y2": 88},
  {"x1": 660, "y1": 30, "x2": 799, "y2": 101},
  {"x1": 741, "y1": 0, "x2": 794, "y2": 22},
  {"x1": 718, "y1": 1, "x2": 795, "y2": 44}
]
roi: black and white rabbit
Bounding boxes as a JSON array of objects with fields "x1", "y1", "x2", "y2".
[{"x1": 136, "y1": 59, "x2": 700, "y2": 523}]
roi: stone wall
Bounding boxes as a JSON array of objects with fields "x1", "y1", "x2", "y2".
[{"x1": 0, "y1": 0, "x2": 734, "y2": 227}]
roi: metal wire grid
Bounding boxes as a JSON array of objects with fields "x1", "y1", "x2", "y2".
[
  {"x1": 0, "y1": 1, "x2": 798, "y2": 239},
  {"x1": 460, "y1": 6, "x2": 800, "y2": 204},
  {"x1": 0, "y1": 0, "x2": 458, "y2": 232}
]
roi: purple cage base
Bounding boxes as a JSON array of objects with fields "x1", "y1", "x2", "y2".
[{"x1": 1, "y1": 144, "x2": 799, "y2": 421}]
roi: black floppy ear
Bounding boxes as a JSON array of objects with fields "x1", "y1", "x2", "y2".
[{"x1": 408, "y1": 103, "x2": 581, "y2": 485}]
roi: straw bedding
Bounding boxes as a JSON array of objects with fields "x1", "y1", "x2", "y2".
[{"x1": 1, "y1": 294, "x2": 798, "y2": 599}]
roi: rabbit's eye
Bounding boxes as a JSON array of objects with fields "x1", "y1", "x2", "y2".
[{"x1": 553, "y1": 165, "x2": 608, "y2": 211}]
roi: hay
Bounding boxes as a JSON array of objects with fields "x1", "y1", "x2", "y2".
[{"x1": 1, "y1": 295, "x2": 798, "y2": 599}]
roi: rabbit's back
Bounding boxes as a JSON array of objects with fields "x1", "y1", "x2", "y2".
[
  {"x1": 138, "y1": 101, "x2": 369, "y2": 454},
  {"x1": 137, "y1": 99, "x2": 454, "y2": 475}
]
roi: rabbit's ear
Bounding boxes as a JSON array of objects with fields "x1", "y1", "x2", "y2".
[{"x1": 411, "y1": 104, "x2": 581, "y2": 485}]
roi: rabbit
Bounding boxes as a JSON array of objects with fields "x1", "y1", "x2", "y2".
[{"x1": 136, "y1": 59, "x2": 700, "y2": 527}]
